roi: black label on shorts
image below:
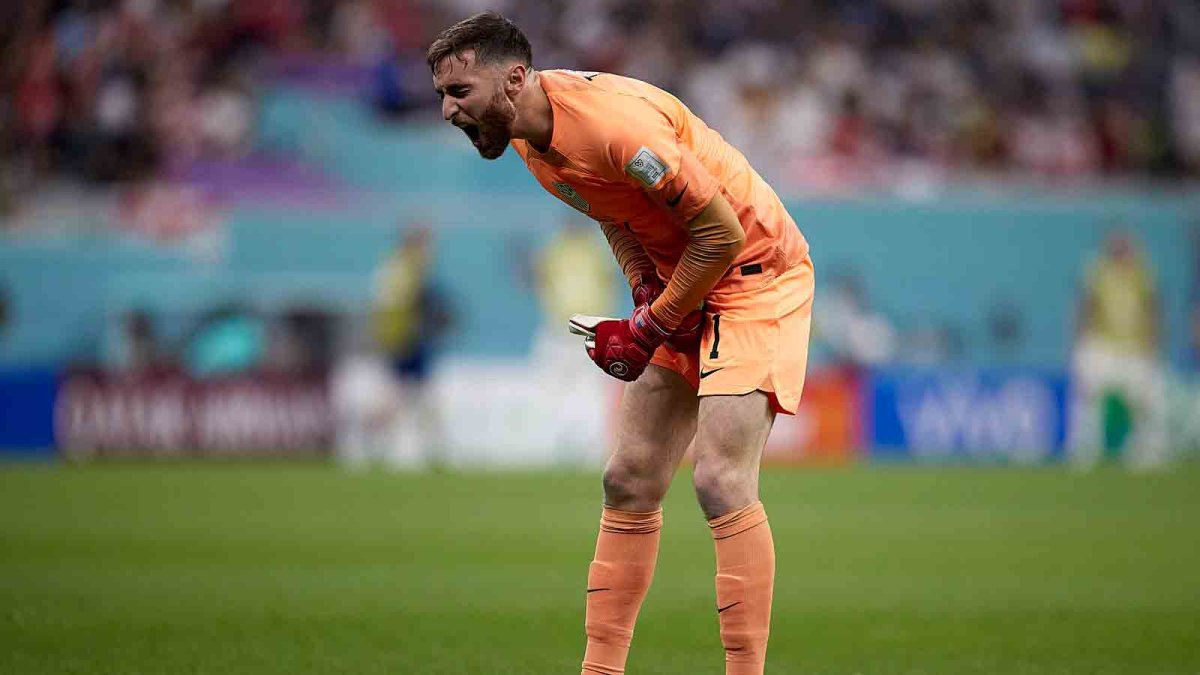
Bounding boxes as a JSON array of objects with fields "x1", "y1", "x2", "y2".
[{"x1": 740, "y1": 263, "x2": 763, "y2": 276}]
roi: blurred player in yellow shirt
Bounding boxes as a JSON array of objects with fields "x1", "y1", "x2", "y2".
[
  {"x1": 373, "y1": 228, "x2": 431, "y2": 363},
  {"x1": 537, "y1": 219, "x2": 617, "y2": 327},
  {"x1": 428, "y1": 13, "x2": 814, "y2": 674},
  {"x1": 333, "y1": 224, "x2": 452, "y2": 470},
  {"x1": 1070, "y1": 230, "x2": 1166, "y2": 467}
]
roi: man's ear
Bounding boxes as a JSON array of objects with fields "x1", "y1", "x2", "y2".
[{"x1": 505, "y1": 63, "x2": 528, "y2": 95}]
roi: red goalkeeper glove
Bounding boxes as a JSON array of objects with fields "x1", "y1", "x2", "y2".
[
  {"x1": 631, "y1": 272, "x2": 665, "y2": 308},
  {"x1": 568, "y1": 305, "x2": 671, "y2": 382},
  {"x1": 630, "y1": 272, "x2": 704, "y2": 354},
  {"x1": 667, "y1": 309, "x2": 704, "y2": 354}
]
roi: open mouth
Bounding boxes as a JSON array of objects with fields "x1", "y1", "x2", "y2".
[{"x1": 460, "y1": 123, "x2": 481, "y2": 146}]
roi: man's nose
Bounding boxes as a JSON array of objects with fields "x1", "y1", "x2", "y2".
[{"x1": 442, "y1": 98, "x2": 459, "y2": 122}]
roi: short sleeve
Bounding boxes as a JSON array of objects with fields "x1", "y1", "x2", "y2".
[{"x1": 596, "y1": 100, "x2": 720, "y2": 223}]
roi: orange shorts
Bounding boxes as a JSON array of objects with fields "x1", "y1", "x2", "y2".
[{"x1": 650, "y1": 256, "x2": 814, "y2": 415}]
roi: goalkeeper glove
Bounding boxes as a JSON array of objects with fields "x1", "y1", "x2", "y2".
[
  {"x1": 629, "y1": 272, "x2": 704, "y2": 354},
  {"x1": 631, "y1": 272, "x2": 665, "y2": 308},
  {"x1": 568, "y1": 305, "x2": 671, "y2": 382},
  {"x1": 667, "y1": 309, "x2": 704, "y2": 354}
]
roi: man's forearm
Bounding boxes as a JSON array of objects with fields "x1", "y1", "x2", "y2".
[
  {"x1": 650, "y1": 193, "x2": 745, "y2": 328},
  {"x1": 600, "y1": 221, "x2": 658, "y2": 288}
]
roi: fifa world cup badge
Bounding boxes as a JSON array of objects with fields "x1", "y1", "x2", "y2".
[{"x1": 625, "y1": 147, "x2": 668, "y2": 187}]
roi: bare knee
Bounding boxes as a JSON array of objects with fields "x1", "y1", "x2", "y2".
[
  {"x1": 603, "y1": 455, "x2": 671, "y2": 512},
  {"x1": 692, "y1": 455, "x2": 757, "y2": 520}
]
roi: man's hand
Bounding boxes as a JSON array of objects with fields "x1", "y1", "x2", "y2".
[
  {"x1": 667, "y1": 309, "x2": 704, "y2": 353},
  {"x1": 568, "y1": 305, "x2": 671, "y2": 381},
  {"x1": 629, "y1": 272, "x2": 704, "y2": 354},
  {"x1": 631, "y1": 272, "x2": 664, "y2": 308}
]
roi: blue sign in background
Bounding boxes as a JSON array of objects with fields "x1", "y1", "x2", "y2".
[
  {"x1": 0, "y1": 368, "x2": 58, "y2": 454},
  {"x1": 869, "y1": 367, "x2": 1069, "y2": 462}
]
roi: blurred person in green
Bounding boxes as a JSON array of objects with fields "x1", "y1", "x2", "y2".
[
  {"x1": 1068, "y1": 230, "x2": 1166, "y2": 467},
  {"x1": 527, "y1": 217, "x2": 619, "y2": 464},
  {"x1": 356, "y1": 223, "x2": 454, "y2": 469}
]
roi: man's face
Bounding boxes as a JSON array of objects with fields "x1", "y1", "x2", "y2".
[{"x1": 433, "y1": 50, "x2": 517, "y2": 160}]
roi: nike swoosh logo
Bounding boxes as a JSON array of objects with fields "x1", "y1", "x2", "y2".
[
  {"x1": 586, "y1": 588, "x2": 611, "y2": 594},
  {"x1": 717, "y1": 601, "x2": 741, "y2": 614},
  {"x1": 699, "y1": 367, "x2": 724, "y2": 379},
  {"x1": 665, "y1": 182, "x2": 688, "y2": 207}
]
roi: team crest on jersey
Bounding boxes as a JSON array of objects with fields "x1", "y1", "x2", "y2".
[
  {"x1": 553, "y1": 182, "x2": 591, "y2": 213},
  {"x1": 625, "y1": 146, "x2": 668, "y2": 188}
]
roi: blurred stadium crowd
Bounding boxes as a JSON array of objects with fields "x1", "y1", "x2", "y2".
[
  {"x1": 3, "y1": 0, "x2": 1200, "y2": 207},
  {"x1": 516, "y1": 0, "x2": 1200, "y2": 190},
  {"x1": 2, "y1": 1, "x2": 1199, "y2": 464}
]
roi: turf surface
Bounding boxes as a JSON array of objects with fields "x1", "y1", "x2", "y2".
[{"x1": 1, "y1": 463, "x2": 1198, "y2": 674}]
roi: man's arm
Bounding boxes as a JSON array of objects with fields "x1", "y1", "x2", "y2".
[
  {"x1": 599, "y1": 221, "x2": 658, "y2": 290},
  {"x1": 649, "y1": 193, "x2": 746, "y2": 329},
  {"x1": 586, "y1": 93, "x2": 737, "y2": 324},
  {"x1": 573, "y1": 195, "x2": 743, "y2": 382}
]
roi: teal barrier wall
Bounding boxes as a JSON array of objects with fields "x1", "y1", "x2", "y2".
[
  {"x1": 4, "y1": 192, "x2": 1194, "y2": 368},
  {"x1": 1, "y1": 86, "x2": 1195, "y2": 369},
  {"x1": 800, "y1": 195, "x2": 1196, "y2": 369}
]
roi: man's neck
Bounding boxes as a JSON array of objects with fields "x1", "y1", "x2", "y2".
[{"x1": 513, "y1": 70, "x2": 554, "y2": 152}]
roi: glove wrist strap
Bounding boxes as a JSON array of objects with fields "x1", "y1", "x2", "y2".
[{"x1": 630, "y1": 304, "x2": 671, "y2": 349}]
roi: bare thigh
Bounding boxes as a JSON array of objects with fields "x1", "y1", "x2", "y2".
[
  {"x1": 603, "y1": 365, "x2": 700, "y2": 511},
  {"x1": 690, "y1": 391, "x2": 776, "y2": 520}
]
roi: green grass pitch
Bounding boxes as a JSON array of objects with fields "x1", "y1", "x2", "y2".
[{"x1": 1, "y1": 462, "x2": 1198, "y2": 674}]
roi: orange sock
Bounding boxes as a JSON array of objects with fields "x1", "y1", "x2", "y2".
[
  {"x1": 709, "y1": 502, "x2": 775, "y2": 675},
  {"x1": 581, "y1": 506, "x2": 663, "y2": 675}
]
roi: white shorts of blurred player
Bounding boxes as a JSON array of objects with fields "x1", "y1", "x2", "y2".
[
  {"x1": 1165, "y1": 376, "x2": 1200, "y2": 458},
  {"x1": 1067, "y1": 337, "x2": 1168, "y2": 468},
  {"x1": 330, "y1": 354, "x2": 440, "y2": 470},
  {"x1": 531, "y1": 323, "x2": 613, "y2": 465}
]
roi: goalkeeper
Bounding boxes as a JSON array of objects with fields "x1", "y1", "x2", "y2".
[{"x1": 428, "y1": 13, "x2": 814, "y2": 675}]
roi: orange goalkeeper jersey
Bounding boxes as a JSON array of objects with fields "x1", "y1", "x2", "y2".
[{"x1": 512, "y1": 69, "x2": 809, "y2": 295}]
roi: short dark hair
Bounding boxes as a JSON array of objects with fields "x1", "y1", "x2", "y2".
[{"x1": 426, "y1": 12, "x2": 532, "y2": 72}]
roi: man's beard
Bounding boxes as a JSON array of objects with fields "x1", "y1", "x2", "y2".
[{"x1": 475, "y1": 88, "x2": 516, "y2": 160}]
